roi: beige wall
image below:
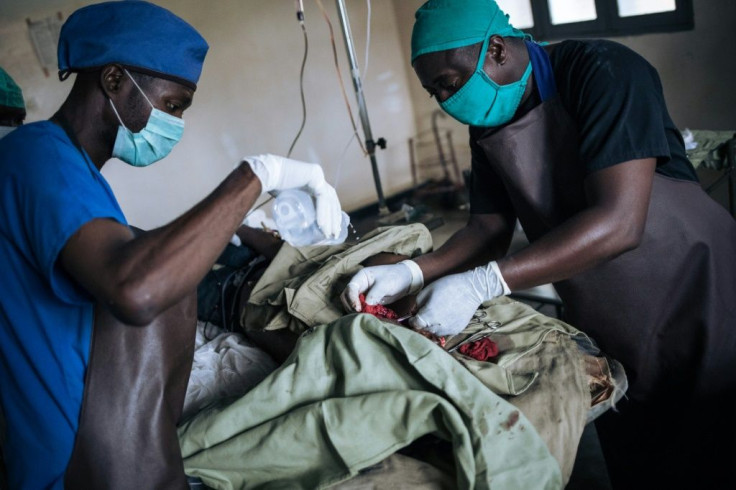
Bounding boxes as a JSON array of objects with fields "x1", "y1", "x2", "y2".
[
  {"x1": 610, "y1": 0, "x2": 736, "y2": 130},
  {"x1": 2, "y1": 0, "x2": 733, "y2": 228},
  {"x1": 0, "y1": 0, "x2": 418, "y2": 229}
]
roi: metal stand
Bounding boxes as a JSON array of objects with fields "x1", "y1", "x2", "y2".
[{"x1": 335, "y1": 0, "x2": 389, "y2": 215}]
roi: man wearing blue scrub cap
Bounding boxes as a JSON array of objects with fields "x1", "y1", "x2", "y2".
[
  {"x1": 0, "y1": 1, "x2": 343, "y2": 488},
  {"x1": 343, "y1": 0, "x2": 736, "y2": 488}
]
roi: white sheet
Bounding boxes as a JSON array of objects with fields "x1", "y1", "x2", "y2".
[{"x1": 183, "y1": 321, "x2": 278, "y2": 421}]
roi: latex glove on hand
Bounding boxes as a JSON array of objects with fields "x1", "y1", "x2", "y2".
[
  {"x1": 341, "y1": 260, "x2": 424, "y2": 312},
  {"x1": 409, "y1": 261, "x2": 511, "y2": 336},
  {"x1": 244, "y1": 154, "x2": 342, "y2": 239}
]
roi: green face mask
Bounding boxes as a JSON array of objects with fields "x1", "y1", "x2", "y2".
[{"x1": 440, "y1": 36, "x2": 532, "y2": 127}]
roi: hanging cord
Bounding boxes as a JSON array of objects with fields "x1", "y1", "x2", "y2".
[
  {"x1": 244, "y1": 1, "x2": 311, "y2": 218},
  {"x1": 332, "y1": 133, "x2": 356, "y2": 189},
  {"x1": 287, "y1": 0, "x2": 310, "y2": 158},
  {"x1": 314, "y1": 0, "x2": 368, "y2": 156}
]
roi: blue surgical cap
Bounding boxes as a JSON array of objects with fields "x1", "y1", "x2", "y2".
[
  {"x1": 58, "y1": 0, "x2": 209, "y2": 90},
  {"x1": 411, "y1": 0, "x2": 527, "y2": 63}
]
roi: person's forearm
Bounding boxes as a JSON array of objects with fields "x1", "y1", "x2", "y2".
[
  {"x1": 110, "y1": 162, "x2": 261, "y2": 323},
  {"x1": 234, "y1": 224, "x2": 283, "y2": 260},
  {"x1": 415, "y1": 216, "x2": 512, "y2": 284},
  {"x1": 498, "y1": 206, "x2": 642, "y2": 291},
  {"x1": 498, "y1": 158, "x2": 654, "y2": 291}
]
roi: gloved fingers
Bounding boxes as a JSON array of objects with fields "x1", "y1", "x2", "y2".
[
  {"x1": 407, "y1": 288, "x2": 438, "y2": 333},
  {"x1": 408, "y1": 313, "x2": 428, "y2": 331},
  {"x1": 363, "y1": 262, "x2": 415, "y2": 305},
  {"x1": 313, "y1": 183, "x2": 342, "y2": 239},
  {"x1": 409, "y1": 306, "x2": 473, "y2": 336},
  {"x1": 341, "y1": 269, "x2": 374, "y2": 312},
  {"x1": 303, "y1": 161, "x2": 327, "y2": 191},
  {"x1": 364, "y1": 288, "x2": 391, "y2": 306},
  {"x1": 407, "y1": 277, "x2": 478, "y2": 336},
  {"x1": 340, "y1": 283, "x2": 361, "y2": 312},
  {"x1": 251, "y1": 154, "x2": 334, "y2": 194}
]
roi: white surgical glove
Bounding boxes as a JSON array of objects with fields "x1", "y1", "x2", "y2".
[
  {"x1": 341, "y1": 260, "x2": 424, "y2": 312},
  {"x1": 409, "y1": 261, "x2": 511, "y2": 336},
  {"x1": 243, "y1": 154, "x2": 342, "y2": 239}
]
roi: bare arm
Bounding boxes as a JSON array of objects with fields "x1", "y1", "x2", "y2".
[
  {"x1": 498, "y1": 158, "x2": 656, "y2": 290},
  {"x1": 233, "y1": 223, "x2": 283, "y2": 260},
  {"x1": 59, "y1": 162, "x2": 261, "y2": 325},
  {"x1": 415, "y1": 210, "x2": 516, "y2": 283}
]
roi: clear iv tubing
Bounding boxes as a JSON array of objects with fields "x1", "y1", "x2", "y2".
[
  {"x1": 289, "y1": 0, "x2": 308, "y2": 157},
  {"x1": 245, "y1": 0, "x2": 310, "y2": 219}
]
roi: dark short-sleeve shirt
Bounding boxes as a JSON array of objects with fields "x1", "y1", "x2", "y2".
[
  {"x1": 0, "y1": 121, "x2": 127, "y2": 489},
  {"x1": 469, "y1": 39, "x2": 698, "y2": 215}
]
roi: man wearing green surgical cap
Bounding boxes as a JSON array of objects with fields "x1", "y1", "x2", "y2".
[
  {"x1": 0, "y1": 67, "x2": 26, "y2": 137},
  {"x1": 342, "y1": 0, "x2": 736, "y2": 488}
]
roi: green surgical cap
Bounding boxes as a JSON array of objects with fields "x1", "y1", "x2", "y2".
[
  {"x1": 411, "y1": 0, "x2": 527, "y2": 63},
  {"x1": 0, "y1": 67, "x2": 25, "y2": 110}
]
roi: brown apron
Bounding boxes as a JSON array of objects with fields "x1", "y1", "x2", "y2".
[
  {"x1": 476, "y1": 97, "x2": 736, "y2": 402},
  {"x1": 64, "y1": 293, "x2": 197, "y2": 489}
]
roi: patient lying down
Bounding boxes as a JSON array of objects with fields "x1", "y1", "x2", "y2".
[
  {"x1": 190, "y1": 222, "x2": 624, "y2": 413},
  {"x1": 185, "y1": 222, "x2": 627, "y2": 486}
]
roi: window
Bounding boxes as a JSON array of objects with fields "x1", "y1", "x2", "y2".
[{"x1": 495, "y1": 0, "x2": 693, "y2": 40}]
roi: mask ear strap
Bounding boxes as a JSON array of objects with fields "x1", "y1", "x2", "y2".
[
  {"x1": 108, "y1": 97, "x2": 129, "y2": 131},
  {"x1": 475, "y1": 23, "x2": 496, "y2": 72},
  {"x1": 123, "y1": 68, "x2": 155, "y2": 109}
]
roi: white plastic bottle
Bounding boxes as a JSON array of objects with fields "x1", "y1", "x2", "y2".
[{"x1": 272, "y1": 189, "x2": 350, "y2": 246}]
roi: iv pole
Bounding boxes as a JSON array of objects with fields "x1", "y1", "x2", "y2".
[{"x1": 335, "y1": 0, "x2": 390, "y2": 216}]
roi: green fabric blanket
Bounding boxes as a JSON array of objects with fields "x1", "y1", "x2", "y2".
[{"x1": 178, "y1": 314, "x2": 562, "y2": 489}]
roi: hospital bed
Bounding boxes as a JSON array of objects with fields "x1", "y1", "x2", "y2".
[
  {"x1": 181, "y1": 226, "x2": 627, "y2": 489},
  {"x1": 0, "y1": 227, "x2": 626, "y2": 490},
  {"x1": 182, "y1": 305, "x2": 625, "y2": 489}
]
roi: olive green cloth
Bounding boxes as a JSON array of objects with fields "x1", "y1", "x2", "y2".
[
  {"x1": 242, "y1": 224, "x2": 433, "y2": 333},
  {"x1": 178, "y1": 314, "x2": 562, "y2": 489},
  {"x1": 242, "y1": 223, "x2": 587, "y2": 398},
  {"x1": 454, "y1": 298, "x2": 592, "y2": 482},
  {"x1": 687, "y1": 130, "x2": 735, "y2": 171},
  {"x1": 328, "y1": 453, "x2": 455, "y2": 490},
  {"x1": 239, "y1": 224, "x2": 593, "y2": 484}
]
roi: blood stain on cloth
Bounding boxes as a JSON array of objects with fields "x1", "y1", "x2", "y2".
[
  {"x1": 458, "y1": 337, "x2": 499, "y2": 361},
  {"x1": 500, "y1": 410, "x2": 520, "y2": 431}
]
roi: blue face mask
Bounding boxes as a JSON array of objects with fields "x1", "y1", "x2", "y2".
[
  {"x1": 440, "y1": 36, "x2": 532, "y2": 127},
  {"x1": 109, "y1": 69, "x2": 184, "y2": 167}
]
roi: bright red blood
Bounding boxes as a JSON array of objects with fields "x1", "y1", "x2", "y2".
[
  {"x1": 458, "y1": 338, "x2": 499, "y2": 361},
  {"x1": 358, "y1": 295, "x2": 447, "y2": 348},
  {"x1": 358, "y1": 294, "x2": 398, "y2": 320}
]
